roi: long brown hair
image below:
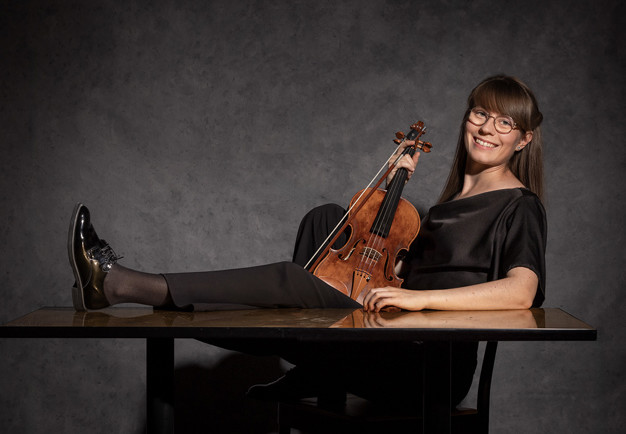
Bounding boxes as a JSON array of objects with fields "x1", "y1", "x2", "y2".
[{"x1": 438, "y1": 75, "x2": 545, "y2": 203}]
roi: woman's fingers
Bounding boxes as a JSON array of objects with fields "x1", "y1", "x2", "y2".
[
  {"x1": 387, "y1": 142, "x2": 420, "y2": 185},
  {"x1": 362, "y1": 287, "x2": 425, "y2": 312},
  {"x1": 363, "y1": 287, "x2": 394, "y2": 312}
]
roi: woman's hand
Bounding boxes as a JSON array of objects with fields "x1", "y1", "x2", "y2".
[
  {"x1": 361, "y1": 286, "x2": 427, "y2": 312},
  {"x1": 386, "y1": 140, "x2": 420, "y2": 187}
]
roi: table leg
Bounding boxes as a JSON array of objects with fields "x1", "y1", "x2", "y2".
[
  {"x1": 423, "y1": 341, "x2": 451, "y2": 434},
  {"x1": 146, "y1": 338, "x2": 174, "y2": 434}
]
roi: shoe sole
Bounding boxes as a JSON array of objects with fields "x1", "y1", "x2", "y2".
[{"x1": 68, "y1": 202, "x2": 87, "y2": 311}]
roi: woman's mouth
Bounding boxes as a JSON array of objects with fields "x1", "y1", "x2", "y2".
[{"x1": 475, "y1": 137, "x2": 497, "y2": 148}]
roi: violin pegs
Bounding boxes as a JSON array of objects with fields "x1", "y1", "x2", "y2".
[
  {"x1": 394, "y1": 123, "x2": 432, "y2": 150},
  {"x1": 418, "y1": 140, "x2": 433, "y2": 153}
]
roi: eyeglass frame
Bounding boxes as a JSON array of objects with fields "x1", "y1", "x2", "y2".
[{"x1": 466, "y1": 107, "x2": 520, "y2": 134}]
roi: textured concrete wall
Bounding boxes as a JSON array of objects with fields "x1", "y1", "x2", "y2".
[{"x1": 1, "y1": 0, "x2": 624, "y2": 432}]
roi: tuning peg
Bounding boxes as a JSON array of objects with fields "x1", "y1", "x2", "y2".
[
  {"x1": 395, "y1": 131, "x2": 405, "y2": 140},
  {"x1": 418, "y1": 140, "x2": 433, "y2": 153}
]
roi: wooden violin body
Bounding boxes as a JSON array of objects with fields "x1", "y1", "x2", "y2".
[
  {"x1": 307, "y1": 121, "x2": 432, "y2": 302},
  {"x1": 311, "y1": 188, "x2": 420, "y2": 301}
]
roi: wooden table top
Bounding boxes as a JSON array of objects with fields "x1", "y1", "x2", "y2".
[{"x1": 0, "y1": 307, "x2": 596, "y2": 342}]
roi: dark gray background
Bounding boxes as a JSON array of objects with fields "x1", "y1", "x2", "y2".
[{"x1": 1, "y1": 0, "x2": 624, "y2": 433}]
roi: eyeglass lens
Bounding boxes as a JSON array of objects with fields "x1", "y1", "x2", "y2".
[{"x1": 469, "y1": 109, "x2": 515, "y2": 134}]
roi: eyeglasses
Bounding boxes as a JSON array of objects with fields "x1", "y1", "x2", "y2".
[{"x1": 467, "y1": 108, "x2": 518, "y2": 134}]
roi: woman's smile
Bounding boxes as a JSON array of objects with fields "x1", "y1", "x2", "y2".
[{"x1": 474, "y1": 137, "x2": 498, "y2": 149}]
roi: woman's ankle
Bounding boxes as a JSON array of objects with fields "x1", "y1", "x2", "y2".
[
  {"x1": 102, "y1": 264, "x2": 125, "y2": 305},
  {"x1": 104, "y1": 264, "x2": 172, "y2": 307}
]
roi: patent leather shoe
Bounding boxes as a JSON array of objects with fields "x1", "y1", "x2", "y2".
[{"x1": 68, "y1": 203, "x2": 121, "y2": 311}]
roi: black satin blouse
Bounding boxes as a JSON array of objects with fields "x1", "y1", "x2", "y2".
[
  {"x1": 401, "y1": 188, "x2": 547, "y2": 404},
  {"x1": 404, "y1": 188, "x2": 547, "y2": 307}
]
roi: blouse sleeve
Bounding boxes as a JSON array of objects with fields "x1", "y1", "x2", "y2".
[{"x1": 494, "y1": 190, "x2": 547, "y2": 307}]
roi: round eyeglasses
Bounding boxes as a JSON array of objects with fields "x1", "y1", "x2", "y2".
[{"x1": 467, "y1": 108, "x2": 518, "y2": 134}]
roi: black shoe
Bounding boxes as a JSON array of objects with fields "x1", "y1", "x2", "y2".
[{"x1": 68, "y1": 203, "x2": 122, "y2": 311}]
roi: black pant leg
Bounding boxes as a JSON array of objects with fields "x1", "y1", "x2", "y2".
[
  {"x1": 292, "y1": 203, "x2": 347, "y2": 267},
  {"x1": 163, "y1": 261, "x2": 360, "y2": 311}
]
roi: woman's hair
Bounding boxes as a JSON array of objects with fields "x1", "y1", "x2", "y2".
[{"x1": 437, "y1": 75, "x2": 545, "y2": 203}]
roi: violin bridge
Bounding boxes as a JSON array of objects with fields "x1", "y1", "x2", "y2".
[
  {"x1": 351, "y1": 270, "x2": 371, "y2": 299},
  {"x1": 360, "y1": 247, "x2": 382, "y2": 261}
]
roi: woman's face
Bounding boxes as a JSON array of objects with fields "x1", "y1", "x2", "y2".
[{"x1": 463, "y1": 106, "x2": 533, "y2": 172}]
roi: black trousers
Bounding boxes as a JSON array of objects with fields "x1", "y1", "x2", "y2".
[{"x1": 163, "y1": 204, "x2": 357, "y2": 311}]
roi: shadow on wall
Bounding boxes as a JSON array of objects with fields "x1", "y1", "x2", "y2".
[{"x1": 140, "y1": 353, "x2": 285, "y2": 433}]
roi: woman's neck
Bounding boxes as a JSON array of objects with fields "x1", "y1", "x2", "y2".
[{"x1": 457, "y1": 165, "x2": 524, "y2": 200}]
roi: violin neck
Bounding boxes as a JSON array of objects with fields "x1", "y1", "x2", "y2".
[{"x1": 370, "y1": 148, "x2": 415, "y2": 238}]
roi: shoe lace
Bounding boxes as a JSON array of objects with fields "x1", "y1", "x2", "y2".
[{"x1": 87, "y1": 241, "x2": 123, "y2": 272}]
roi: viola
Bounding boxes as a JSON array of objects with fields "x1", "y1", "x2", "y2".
[{"x1": 306, "y1": 122, "x2": 433, "y2": 301}]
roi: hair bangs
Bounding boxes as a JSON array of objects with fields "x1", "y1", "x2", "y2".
[{"x1": 469, "y1": 77, "x2": 534, "y2": 132}]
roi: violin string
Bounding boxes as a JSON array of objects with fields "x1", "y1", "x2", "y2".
[
  {"x1": 368, "y1": 161, "x2": 404, "y2": 279},
  {"x1": 354, "y1": 144, "x2": 407, "y2": 284},
  {"x1": 366, "y1": 131, "x2": 424, "y2": 282},
  {"x1": 303, "y1": 145, "x2": 403, "y2": 271},
  {"x1": 366, "y1": 128, "x2": 425, "y2": 284},
  {"x1": 366, "y1": 139, "x2": 414, "y2": 284},
  {"x1": 355, "y1": 142, "x2": 408, "y2": 290}
]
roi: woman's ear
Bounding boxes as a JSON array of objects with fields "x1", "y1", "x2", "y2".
[{"x1": 516, "y1": 131, "x2": 533, "y2": 151}]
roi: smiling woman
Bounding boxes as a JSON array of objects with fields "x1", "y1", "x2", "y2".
[
  {"x1": 67, "y1": 74, "x2": 547, "y2": 410},
  {"x1": 440, "y1": 75, "x2": 544, "y2": 203},
  {"x1": 460, "y1": 108, "x2": 532, "y2": 195}
]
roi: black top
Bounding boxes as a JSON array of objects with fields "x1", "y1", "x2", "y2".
[
  {"x1": 400, "y1": 188, "x2": 548, "y2": 403},
  {"x1": 404, "y1": 188, "x2": 547, "y2": 307}
]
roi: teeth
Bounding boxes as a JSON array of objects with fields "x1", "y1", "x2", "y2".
[{"x1": 476, "y1": 138, "x2": 496, "y2": 148}]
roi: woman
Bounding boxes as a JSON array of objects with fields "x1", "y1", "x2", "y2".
[{"x1": 69, "y1": 75, "x2": 546, "y2": 406}]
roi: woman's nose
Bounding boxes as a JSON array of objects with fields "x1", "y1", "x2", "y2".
[{"x1": 479, "y1": 117, "x2": 498, "y2": 135}]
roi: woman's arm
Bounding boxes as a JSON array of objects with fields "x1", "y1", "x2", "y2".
[{"x1": 360, "y1": 266, "x2": 538, "y2": 312}]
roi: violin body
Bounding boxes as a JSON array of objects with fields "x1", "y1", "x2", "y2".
[
  {"x1": 306, "y1": 121, "x2": 431, "y2": 303},
  {"x1": 311, "y1": 187, "x2": 420, "y2": 301}
]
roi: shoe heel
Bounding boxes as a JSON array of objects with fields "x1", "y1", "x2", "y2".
[{"x1": 71, "y1": 284, "x2": 86, "y2": 311}]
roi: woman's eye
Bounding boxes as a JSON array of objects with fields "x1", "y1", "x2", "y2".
[{"x1": 498, "y1": 118, "x2": 513, "y2": 127}]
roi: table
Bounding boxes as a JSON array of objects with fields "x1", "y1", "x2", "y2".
[{"x1": 0, "y1": 307, "x2": 596, "y2": 433}]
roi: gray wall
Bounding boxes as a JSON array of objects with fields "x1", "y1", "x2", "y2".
[{"x1": 1, "y1": 0, "x2": 624, "y2": 432}]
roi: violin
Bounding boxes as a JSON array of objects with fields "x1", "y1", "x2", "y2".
[{"x1": 307, "y1": 122, "x2": 433, "y2": 301}]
